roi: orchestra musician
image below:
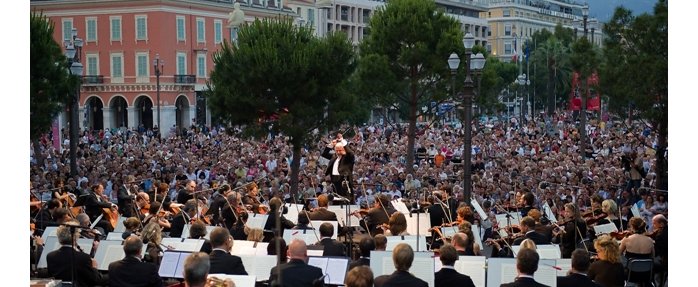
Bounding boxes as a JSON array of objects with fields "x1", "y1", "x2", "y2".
[
  {"x1": 596, "y1": 199, "x2": 627, "y2": 231},
  {"x1": 117, "y1": 175, "x2": 136, "y2": 217},
  {"x1": 354, "y1": 194, "x2": 395, "y2": 237},
  {"x1": 308, "y1": 194, "x2": 338, "y2": 221},
  {"x1": 84, "y1": 183, "x2": 118, "y2": 233},
  {"x1": 322, "y1": 132, "x2": 355, "y2": 201},
  {"x1": 620, "y1": 217, "x2": 654, "y2": 286},
  {"x1": 652, "y1": 214, "x2": 668, "y2": 279},
  {"x1": 527, "y1": 209, "x2": 554, "y2": 243},
  {"x1": 512, "y1": 216, "x2": 549, "y2": 246},
  {"x1": 552, "y1": 203, "x2": 588, "y2": 259},
  {"x1": 169, "y1": 199, "x2": 198, "y2": 238}
]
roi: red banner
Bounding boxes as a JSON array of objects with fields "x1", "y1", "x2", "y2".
[{"x1": 569, "y1": 71, "x2": 600, "y2": 111}]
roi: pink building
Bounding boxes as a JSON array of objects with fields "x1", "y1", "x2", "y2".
[{"x1": 31, "y1": 0, "x2": 296, "y2": 136}]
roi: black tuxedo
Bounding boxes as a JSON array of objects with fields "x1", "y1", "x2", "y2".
[
  {"x1": 317, "y1": 238, "x2": 346, "y2": 257},
  {"x1": 556, "y1": 273, "x2": 601, "y2": 287},
  {"x1": 435, "y1": 267, "x2": 476, "y2": 287},
  {"x1": 117, "y1": 185, "x2": 135, "y2": 217},
  {"x1": 362, "y1": 206, "x2": 396, "y2": 236},
  {"x1": 176, "y1": 188, "x2": 193, "y2": 204},
  {"x1": 322, "y1": 145, "x2": 355, "y2": 197},
  {"x1": 513, "y1": 231, "x2": 550, "y2": 245},
  {"x1": 84, "y1": 191, "x2": 115, "y2": 232},
  {"x1": 209, "y1": 249, "x2": 248, "y2": 275},
  {"x1": 269, "y1": 258, "x2": 324, "y2": 287},
  {"x1": 308, "y1": 208, "x2": 338, "y2": 221},
  {"x1": 381, "y1": 270, "x2": 428, "y2": 287},
  {"x1": 169, "y1": 213, "x2": 187, "y2": 238},
  {"x1": 108, "y1": 256, "x2": 163, "y2": 287},
  {"x1": 47, "y1": 246, "x2": 105, "y2": 287},
  {"x1": 500, "y1": 276, "x2": 549, "y2": 287}
]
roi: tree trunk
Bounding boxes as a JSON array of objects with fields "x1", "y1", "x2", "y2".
[
  {"x1": 405, "y1": 67, "x2": 418, "y2": 175},
  {"x1": 32, "y1": 138, "x2": 45, "y2": 170},
  {"x1": 290, "y1": 140, "x2": 302, "y2": 197},
  {"x1": 655, "y1": 112, "x2": 668, "y2": 191},
  {"x1": 547, "y1": 59, "x2": 555, "y2": 115}
]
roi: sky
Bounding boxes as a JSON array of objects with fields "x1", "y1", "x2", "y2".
[{"x1": 586, "y1": 0, "x2": 658, "y2": 22}]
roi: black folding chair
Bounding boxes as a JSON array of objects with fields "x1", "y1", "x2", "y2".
[{"x1": 625, "y1": 258, "x2": 655, "y2": 287}]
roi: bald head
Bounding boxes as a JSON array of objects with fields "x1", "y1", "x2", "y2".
[
  {"x1": 123, "y1": 235, "x2": 144, "y2": 257},
  {"x1": 287, "y1": 239, "x2": 308, "y2": 260}
]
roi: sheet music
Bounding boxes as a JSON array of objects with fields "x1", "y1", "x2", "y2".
[
  {"x1": 537, "y1": 245, "x2": 562, "y2": 259},
  {"x1": 207, "y1": 274, "x2": 256, "y2": 287},
  {"x1": 405, "y1": 213, "x2": 431, "y2": 236},
  {"x1": 386, "y1": 235, "x2": 428, "y2": 252},
  {"x1": 495, "y1": 213, "x2": 521, "y2": 228},
  {"x1": 434, "y1": 257, "x2": 442, "y2": 272},
  {"x1": 499, "y1": 262, "x2": 518, "y2": 284},
  {"x1": 174, "y1": 252, "x2": 192, "y2": 279},
  {"x1": 593, "y1": 223, "x2": 618, "y2": 235},
  {"x1": 254, "y1": 255, "x2": 277, "y2": 281},
  {"x1": 283, "y1": 229, "x2": 319, "y2": 245},
  {"x1": 37, "y1": 236, "x2": 60, "y2": 268},
  {"x1": 325, "y1": 258, "x2": 349, "y2": 285},
  {"x1": 106, "y1": 232, "x2": 123, "y2": 241},
  {"x1": 471, "y1": 227, "x2": 483, "y2": 251},
  {"x1": 631, "y1": 204, "x2": 641, "y2": 218},
  {"x1": 231, "y1": 240, "x2": 257, "y2": 256},
  {"x1": 113, "y1": 215, "x2": 126, "y2": 232},
  {"x1": 440, "y1": 225, "x2": 459, "y2": 238},
  {"x1": 255, "y1": 242, "x2": 269, "y2": 256},
  {"x1": 391, "y1": 199, "x2": 410, "y2": 215},
  {"x1": 97, "y1": 242, "x2": 126, "y2": 270},
  {"x1": 328, "y1": 205, "x2": 360, "y2": 226},
  {"x1": 77, "y1": 238, "x2": 94, "y2": 255},
  {"x1": 556, "y1": 258, "x2": 572, "y2": 277},
  {"x1": 381, "y1": 256, "x2": 396, "y2": 275},
  {"x1": 41, "y1": 226, "x2": 58, "y2": 242},
  {"x1": 164, "y1": 238, "x2": 205, "y2": 252},
  {"x1": 543, "y1": 202, "x2": 557, "y2": 223},
  {"x1": 535, "y1": 259, "x2": 558, "y2": 287},
  {"x1": 471, "y1": 199, "x2": 488, "y2": 222},
  {"x1": 310, "y1": 220, "x2": 338, "y2": 239},
  {"x1": 307, "y1": 249, "x2": 324, "y2": 257},
  {"x1": 410, "y1": 254, "x2": 435, "y2": 287},
  {"x1": 158, "y1": 251, "x2": 181, "y2": 278},
  {"x1": 454, "y1": 256, "x2": 487, "y2": 287},
  {"x1": 285, "y1": 203, "x2": 301, "y2": 224},
  {"x1": 180, "y1": 224, "x2": 192, "y2": 239},
  {"x1": 246, "y1": 214, "x2": 269, "y2": 230}
]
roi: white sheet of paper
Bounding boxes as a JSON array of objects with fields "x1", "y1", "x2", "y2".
[
  {"x1": 471, "y1": 199, "x2": 488, "y2": 222},
  {"x1": 385, "y1": 235, "x2": 428, "y2": 252},
  {"x1": 207, "y1": 274, "x2": 256, "y2": 287},
  {"x1": 499, "y1": 262, "x2": 518, "y2": 284},
  {"x1": 454, "y1": 256, "x2": 487, "y2": 287},
  {"x1": 37, "y1": 236, "x2": 60, "y2": 268},
  {"x1": 173, "y1": 252, "x2": 192, "y2": 279},
  {"x1": 631, "y1": 204, "x2": 641, "y2": 218},
  {"x1": 410, "y1": 254, "x2": 435, "y2": 287},
  {"x1": 543, "y1": 203, "x2": 557, "y2": 223},
  {"x1": 246, "y1": 214, "x2": 269, "y2": 230},
  {"x1": 307, "y1": 249, "x2": 324, "y2": 257},
  {"x1": 255, "y1": 242, "x2": 269, "y2": 256},
  {"x1": 325, "y1": 258, "x2": 349, "y2": 285},
  {"x1": 328, "y1": 205, "x2": 360, "y2": 226},
  {"x1": 231, "y1": 240, "x2": 257, "y2": 256},
  {"x1": 556, "y1": 258, "x2": 572, "y2": 277},
  {"x1": 471, "y1": 227, "x2": 483, "y2": 251},
  {"x1": 535, "y1": 259, "x2": 558, "y2": 287},
  {"x1": 76, "y1": 238, "x2": 94, "y2": 255},
  {"x1": 283, "y1": 229, "x2": 318, "y2": 245},
  {"x1": 162, "y1": 238, "x2": 206, "y2": 252},
  {"x1": 391, "y1": 199, "x2": 411, "y2": 215},
  {"x1": 93, "y1": 240, "x2": 127, "y2": 271},
  {"x1": 106, "y1": 232, "x2": 123, "y2": 241},
  {"x1": 252, "y1": 255, "x2": 277, "y2": 281},
  {"x1": 593, "y1": 222, "x2": 618, "y2": 235},
  {"x1": 405, "y1": 213, "x2": 431, "y2": 236},
  {"x1": 537, "y1": 245, "x2": 562, "y2": 259},
  {"x1": 41, "y1": 226, "x2": 58, "y2": 242},
  {"x1": 113, "y1": 215, "x2": 126, "y2": 232},
  {"x1": 158, "y1": 251, "x2": 180, "y2": 278},
  {"x1": 495, "y1": 213, "x2": 521, "y2": 228},
  {"x1": 285, "y1": 203, "x2": 302, "y2": 224}
]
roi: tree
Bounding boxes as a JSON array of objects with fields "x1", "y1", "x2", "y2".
[
  {"x1": 570, "y1": 37, "x2": 599, "y2": 158},
  {"x1": 355, "y1": 0, "x2": 463, "y2": 174},
  {"x1": 206, "y1": 18, "x2": 360, "y2": 195},
  {"x1": 30, "y1": 12, "x2": 73, "y2": 167},
  {"x1": 530, "y1": 31, "x2": 572, "y2": 115},
  {"x1": 601, "y1": 0, "x2": 668, "y2": 190},
  {"x1": 476, "y1": 56, "x2": 517, "y2": 114}
]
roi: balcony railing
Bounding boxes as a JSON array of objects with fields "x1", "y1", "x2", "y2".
[
  {"x1": 174, "y1": 74, "x2": 196, "y2": 84},
  {"x1": 82, "y1": 75, "x2": 104, "y2": 84}
]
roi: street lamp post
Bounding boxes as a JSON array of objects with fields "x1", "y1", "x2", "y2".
[
  {"x1": 64, "y1": 28, "x2": 83, "y2": 178},
  {"x1": 579, "y1": 2, "x2": 589, "y2": 159},
  {"x1": 516, "y1": 74, "x2": 527, "y2": 125},
  {"x1": 153, "y1": 54, "x2": 164, "y2": 138},
  {"x1": 448, "y1": 33, "x2": 484, "y2": 204}
]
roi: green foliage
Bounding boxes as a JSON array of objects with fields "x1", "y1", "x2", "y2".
[
  {"x1": 30, "y1": 11, "x2": 73, "y2": 140},
  {"x1": 529, "y1": 32, "x2": 572, "y2": 114},
  {"x1": 476, "y1": 57, "x2": 517, "y2": 114},
  {"x1": 206, "y1": 17, "x2": 358, "y2": 146}
]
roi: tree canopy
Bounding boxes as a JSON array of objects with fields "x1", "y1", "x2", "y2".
[{"x1": 205, "y1": 17, "x2": 360, "y2": 194}]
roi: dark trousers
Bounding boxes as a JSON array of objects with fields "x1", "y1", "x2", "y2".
[{"x1": 330, "y1": 175, "x2": 353, "y2": 201}]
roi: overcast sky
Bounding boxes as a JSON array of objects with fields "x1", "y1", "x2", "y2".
[{"x1": 586, "y1": 0, "x2": 658, "y2": 22}]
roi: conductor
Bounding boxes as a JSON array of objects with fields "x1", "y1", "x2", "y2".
[{"x1": 322, "y1": 133, "x2": 355, "y2": 201}]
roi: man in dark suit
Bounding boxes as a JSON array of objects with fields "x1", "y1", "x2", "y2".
[
  {"x1": 169, "y1": 199, "x2": 197, "y2": 238},
  {"x1": 47, "y1": 223, "x2": 107, "y2": 287},
  {"x1": 177, "y1": 180, "x2": 196, "y2": 204},
  {"x1": 108, "y1": 235, "x2": 163, "y2": 287},
  {"x1": 208, "y1": 227, "x2": 247, "y2": 275},
  {"x1": 380, "y1": 243, "x2": 428, "y2": 287},
  {"x1": 269, "y1": 239, "x2": 325, "y2": 287},
  {"x1": 84, "y1": 183, "x2": 117, "y2": 233},
  {"x1": 435, "y1": 244, "x2": 475, "y2": 287},
  {"x1": 309, "y1": 194, "x2": 338, "y2": 221},
  {"x1": 357, "y1": 194, "x2": 396, "y2": 236},
  {"x1": 513, "y1": 216, "x2": 550, "y2": 246},
  {"x1": 349, "y1": 237, "x2": 375, "y2": 270},
  {"x1": 428, "y1": 192, "x2": 448, "y2": 249},
  {"x1": 316, "y1": 222, "x2": 346, "y2": 257},
  {"x1": 556, "y1": 249, "x2": 601, "y2": 287},
  {"x1": 322, "y1": 133, "x2": 355, "y2": 199},
  {"x1": 117, "y1": 176, "x2": 136, "y2": 217},
  {"x1": 500, "y1": 248, "x2": 549, "y2": 287}
]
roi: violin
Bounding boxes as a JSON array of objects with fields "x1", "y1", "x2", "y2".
[
  {"x1": 609, "y1": 230, "x2": 632, "y2": 240},
  {"x1": 645, "y1": 229, "x2": 660, "y2": 239}
]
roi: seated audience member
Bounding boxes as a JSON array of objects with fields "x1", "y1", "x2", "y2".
[
  {"x1": 434, "y1": 244, "x2": 476, "y2": 287},
  {"x1": 108, "y1": 235, "x2": 163, "y2": 287}
]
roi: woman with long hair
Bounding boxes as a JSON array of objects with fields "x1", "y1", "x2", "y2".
[
  {"x1": 588, "y1": 235, "x2": 625, "y2": 287},
  {"x1": 552, "y1": 203, "x2": 588, "y2": 258},
  {"x1": 141, "y1": 221, "x2": 164, "y2": 265}
]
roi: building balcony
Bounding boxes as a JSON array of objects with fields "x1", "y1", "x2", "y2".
[
  {"x1": 82, "y1": 75, "x2": 104, "y2": 84},
  {"x1": 174, "y1": 74, "x2": 196, "y2": 84}
]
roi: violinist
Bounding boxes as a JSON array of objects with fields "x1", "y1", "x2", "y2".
[
  {"x1": 456, "y1": 222, "x2": 482, "y2": 256},
  {"x1": 117, "y1": 176, "x2": 136, "y2": 217},
  {"x1": 135, "y1": 192, "x2": 150, "y2": 221},
  {"x1": 169, "y1": 199, "x2": 198, "y2": 238},
  {"x1": 528, "y1": 209, "x2": 554, "y2": 243},
  {"x1": 177, "y1": 180, "x2": 197, "y2": 204},
  {"x1": 354, "y1": 194, "x2": 395, "y2": 236},
  {"x1": 652, "y1": 215, "x2": 668, "y2": 280},
  {"x1": 382, "y1": 212, "x2": 409, "y2": 236},
  {"x1": 552, "y1": 203, "x2": 587, "y2": 258},
  {"x1": 207, "y1": 184, "x2": 232, "y2": 226},
  {"x1": 428, "y1": 192, "x2": 449, "y2": 245},
  {"x1": 51, "y1": 178, "x2": 72, "y2": 207},
  {"x1": 597, "y1": 199, "x2": 627, "y2": 231},
  {"x1": 519, "y1": 192, "x2": 535, "y2": 218},
  {"x1": 513, "y1": 216, "x2": 549, "y2": 245},
  {"x1": 620, "y1": 217, "x2": 654, "y2": 286},
  {"x1": 84, "y1": 183, "x2": 118, "y2": 233},
  {"x1": 35, "y1": 199, "x2": 62, "y2": 232},
  {"x1": 143, "y1": 202, "x2": 172, "y2": 230}
]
